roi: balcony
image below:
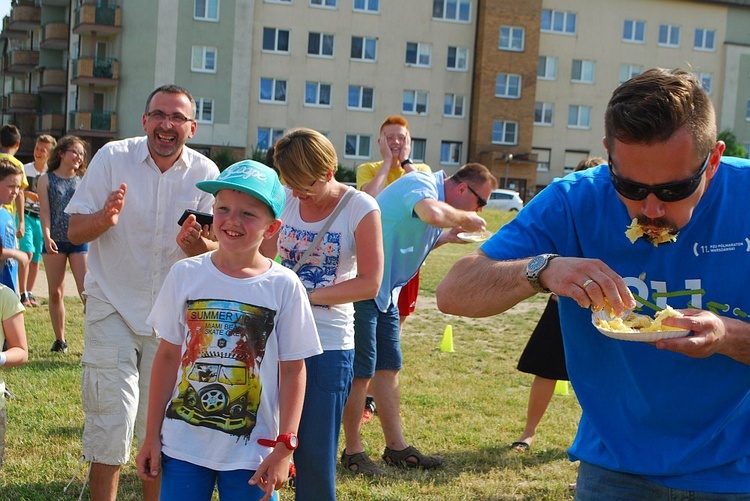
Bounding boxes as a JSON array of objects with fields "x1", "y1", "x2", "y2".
[
  {"x1": 69, "y1": 110, "x2": 117, "y2": 137},
  {"x1": 1, "y1": 92, "x2": 37, "y2": 114},
  {"x1": 41, "y1": 0, "x2": 70, "y2": 6},
  {"x1": 0, "y1": 16, "x2": 25, "y2": 40},
  {"x1": 7, "y1": 5, "x2": 41, "y2": 31},
  {"x1": 38, "y1": 111, "x2": 66, "y2": 137},
  {"x1": 40, "y1": 22, "x2": 69, "y2": 50},
  {"x1": 1, "y1": 49, "x2": 40, "y2": 76},
  {"x1": 71, "y1": 57, "x2": 119, "y2": 86},
  {"x1": 73, "y1": 2, "x2": 121, "y2": 35},
  {"x1": 38, "y1": 68, "x2": 68, "y2": 93}
]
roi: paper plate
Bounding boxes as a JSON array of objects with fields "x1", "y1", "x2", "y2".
[
  {"x1": 457, "y1": 230, "x2": 492, "y2": 243},
  {"x1": 591, "y1": 310, "x2": 689, "y2": 342}
]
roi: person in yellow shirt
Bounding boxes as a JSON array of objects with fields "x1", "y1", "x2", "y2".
[{"x1": 0, "y1": 125, "x2": 29, "y2": 240}]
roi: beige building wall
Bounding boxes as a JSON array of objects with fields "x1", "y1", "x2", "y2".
[
  {"x1": 248, "y1": 1, "x2": 476, "y2": 173},
  {"x1": 534, "y1": 0, "x2": 728, "y2": 185}
]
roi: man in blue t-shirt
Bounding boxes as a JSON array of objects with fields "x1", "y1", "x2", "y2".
[
  {"x1": 437, "y1": 68, "x2": 750, "y2": 498},
  {"x1": 341, "y1": 163, "x2": 496, "y2": 476}
]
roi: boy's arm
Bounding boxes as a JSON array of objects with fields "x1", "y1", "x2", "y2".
[
  {"x1": 135, "y1": 339, "x2": 181, "y2": 482},
  {"x1": 1, "y1": 248, "x2": 30, "y2": 266},
  {"x1": 1, "y1": 312, "x2": 28, "y2": 367},
  {"x1": 249, "y1": 359, "x2": 306, "y2": 500},
  {"x1": 15, "y1": 191, "x2": 24, "y2": 238}
]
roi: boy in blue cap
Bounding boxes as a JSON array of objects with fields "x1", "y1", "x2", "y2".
[{"x1": 136, "y1": 160, "x2": 322, "y2": 501}]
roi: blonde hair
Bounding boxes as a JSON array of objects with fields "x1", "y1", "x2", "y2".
[
  {"x1": 273, "y1": 128, "x2": 338, "y2": 190},
  {"x1": 36, "y1": 134, "x2": 57, "y2": 148}
]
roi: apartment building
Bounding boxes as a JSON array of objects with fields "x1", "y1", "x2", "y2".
[{"x1": 2, "y1": 0, "x2": 750, "y2": 196}]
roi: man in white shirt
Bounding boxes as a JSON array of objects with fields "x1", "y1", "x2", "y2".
[{"x1": 66, "y1": 85, "x2": 219, "y2": 501}]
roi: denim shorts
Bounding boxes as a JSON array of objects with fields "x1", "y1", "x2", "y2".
[
  {"x1": 576, "y1": 461, "x2": 750, "y2": 500},
  {"x1": 353, "y1": 299, "x2": 401, "y2": 378},
  {"x1": 42, "y1": 240, "x2": 88, "y2": 255},
  {"x1": 160, "y1": 454, "x2": 278, "y2": 501}
]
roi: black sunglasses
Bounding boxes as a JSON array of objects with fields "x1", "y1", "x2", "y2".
[
  {"x1": 608, "y1": 153, "x2": 710, "y2": 202},
  {"x1": 465, "y1": 183, "x2": 487, "y2": 208}
]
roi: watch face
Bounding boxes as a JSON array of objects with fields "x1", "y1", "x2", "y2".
[
  {"x1": 528, "y1": 255, "x2": 545, "y2": 273},
  {"x1": 288, "y1": 435, "x2": 298, "y2": 448}
]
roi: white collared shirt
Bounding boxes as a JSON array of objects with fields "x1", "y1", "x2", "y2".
[{"x1": 65, "y1": 136, "x2": 219, "y2": 335}]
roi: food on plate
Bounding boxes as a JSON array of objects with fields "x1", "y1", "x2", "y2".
[
  {"x1": 457, "y1": 230, "x2": 492, "y2": 243},
  {"x1": 625, "y1": 218, "x2": 678, "y2": 246},
  {"x1": 595, "y1": 305, "x2": 686, "y2": 333}
]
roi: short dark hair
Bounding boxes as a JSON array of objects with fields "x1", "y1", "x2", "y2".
[
  {"x1": 144, "y1": 84, "x2": 197, "y2": 118},
  {"x1": 449, "y1": 162, "x2": 498, "y2": 190},
  {"x1": 604, "y1": 68, "x2": 715, "y2": 160},
  {"x1": 0, "y1": 125, "x2": 21, "y2": 149}
]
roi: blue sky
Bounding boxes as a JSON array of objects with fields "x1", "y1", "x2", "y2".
[{"x1": 0, "y1": 1, "x2": 10, "y2": 21}]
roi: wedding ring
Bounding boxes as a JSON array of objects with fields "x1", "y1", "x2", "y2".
[{"x1": 582, "y1": 279, "x2": 594, "y2": 289}]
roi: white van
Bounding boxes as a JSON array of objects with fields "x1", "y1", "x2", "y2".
[{"x1": 486, "y1": 189, "x2": 524, "y2": 211}]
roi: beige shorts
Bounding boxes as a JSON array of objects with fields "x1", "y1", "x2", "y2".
[{"x1": 80, "y1": 296, "x2": 160, "y2": 466}]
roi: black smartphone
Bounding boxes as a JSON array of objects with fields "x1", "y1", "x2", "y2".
[{"x1": 178, "y1": 209, "x2": 213, "y2": 227}]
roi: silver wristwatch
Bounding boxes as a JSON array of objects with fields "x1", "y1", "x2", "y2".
[{"x1": 526, "y1": 254, "x2": 559, "y2": 293}]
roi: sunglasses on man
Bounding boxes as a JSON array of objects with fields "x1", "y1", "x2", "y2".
[{"x1": 608, "y1": 153, "x2": 710, "y2": 202}]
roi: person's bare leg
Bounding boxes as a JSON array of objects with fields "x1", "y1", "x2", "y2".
[
  {"x1": 89, "y1": 462, "x2": 120, "y2": 501},
  {"x1": 68, "y1": 253, "x2": 87, "y2": 300},
  {"x1": 342, "y1": 377, "x2": 370, "y2": 454},
  {"x1": 513, "y1": 376, "x2": 556, "y2": 449},
  {"x1": 17, "y1": 252, "x2": 31, "y2": 300},
  {"x1": 43, "y1": 253, "x2": 69, "y2": 343},
  {"x1": 142, "y1": 473, "x2": 161, "y2": 501},
  {"x1": 371, "y1": 369, "x2": 408, "y2": 450},
  {"x1": 27, "y1": 261, "x2": 39, "y2": 292}
]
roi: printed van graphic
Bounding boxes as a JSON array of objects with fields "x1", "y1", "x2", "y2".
[{"x1": 166, "y1": 299, "x2": 276, "y2": 438}]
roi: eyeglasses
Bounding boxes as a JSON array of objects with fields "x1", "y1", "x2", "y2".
[
  {"x1": 465, "y1": 183, "x2": 487, "y2": 208},
  {"x1": 608, "y1": 153, "x2": 710, "y2": 202},
  {"x1": 65, "y1": 150, "x2": 85, "y2": 158},
  {"x1": 146, "y1": 110, "x2": 195, "y2": 126}
]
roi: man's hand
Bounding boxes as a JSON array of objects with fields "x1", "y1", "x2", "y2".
[
  {"x1": 540, "y1": 257, "x2": 635, "y2": 316},
  {"x1": 101, "y1": 183, "x2": 127, "y2": 228},
  {"x1": 177, "y1": 214, "x2": 215, "y2": 256}
]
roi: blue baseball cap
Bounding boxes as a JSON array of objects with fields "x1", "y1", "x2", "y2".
[{"x1": 196, "y1": 160, "x2": 286, "y2": 218}]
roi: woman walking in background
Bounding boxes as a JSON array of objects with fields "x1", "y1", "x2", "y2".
[{"x1": 38, "y1": 136, "x2": 89, "y2": 354}]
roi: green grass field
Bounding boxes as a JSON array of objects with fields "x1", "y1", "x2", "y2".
[{"x1": 0, "y1": 210, "x2": 579, "y2": 500}]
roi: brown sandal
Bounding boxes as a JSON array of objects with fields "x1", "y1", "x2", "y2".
[
  {"x1": 382, "y1": 445, "x2": 443, "y2": 469},
  {"x1": 340, "y1": 450, "x2": 386, "y2": 477}
]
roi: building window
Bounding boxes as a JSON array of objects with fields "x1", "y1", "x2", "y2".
[
  {"x1": 696, "y1": 72, "x2": 713, "y2": 94},
  {"x1": 499, "y1": 26, "x2": 524, "y2": 51},
  {"x1": 308, "y1": 32, "x2": 334, "y2": 57},
  {"x1": 403, "y1": 90, "x2": 429, "y2": 115},
  {"x1": 305, "y1": 82, "x2": 332, "y2": 107},
  {"x1": 440, "y1": 141, "x2": 462, "y2": 165},
  {"x1": 195, "y1": 98, "x2": 214, "y2": 123},
  {"x1": 495, "y1": 73, "x2": 521, "y2": 99},
  {"x1": 195, "y1": 0, "x2": 219, "y2": 21},
  {"x1": 257, "y1": 127, "x2": 285, "y2": 151},
  {"x1": 432, "y1": 0, "x2": 470, "y2": 22},
  {"x1": 492, "y1": 120, "x2": 518, "y2": 145},
  {"x1": 351, "y1": 36, "x2": 377, "y2": 61},
  {"x1": 622, "y1": 20, "x2": 645, "y2": 43},
  {"x1": 533, "y1": 147, "x2": 551, "y2": 172},
  {"x1": 541, "y1": 9, "x2": 576, "y2": 35},
  {"x1": 694, "y1": 28, "x2": 715, "y2": 51},
  {"x1": 538, "y1": 56, "x2": 557, "y2": 80},
  {"x1": 266, "y1": 0, "x2": 292, "y2": 3},
  {"x1": 534, "y1": 102, "x2": 554, "y2": 126},
  {"x1": 619, "y1": 64, "x2": 642, "y2": 84},
  {"x1": 568, "y1": 105, "x2": 591, "y2": 129},
  {"x1": 353, "y1": 0, "x2": 379, "y2": 13},
  {"x1": 345, "y1": 134, "x2": 371, "y2": 158},
  {"x1": 571, "y1": 59, "x2": 595, "y2": 83},
  {"x1": 443, "y1": 93, "x2": 465, "y2": 117},
  {"x1": 348, "y1": 85, "x2": 374, "y2": 110},
  {"x1": 405, "y1": 42, "x2": 431, "y2": 67},
  {"x1": 262, "y1": 28, "x2": 290, "y2": 53},
  {"x1": 658, "y1": 24, "x2": 680, "y2": 47},
  {"x1": 191, "y1": 46, "x2": 217, "y2": 73},
  {"x1": 259, "y1": 78, "x2": 287, "y2": 103},
  {"x1": 310, "y1": 0, "x2": 337, "y2": 8},
  {"x1": 446, "y1": 46, "x2": 468, "y2": 71},
  {"x1": 410, "y1": 138, "x2": 426, "y2": 162}
]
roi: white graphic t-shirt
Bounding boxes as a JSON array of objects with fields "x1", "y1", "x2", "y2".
[
  {"x1": 277, "y1": 188, "x2": 378, "y2": 350},
  {"x1": 147, "y1": 253, "x2": 321, "y2": 471}
]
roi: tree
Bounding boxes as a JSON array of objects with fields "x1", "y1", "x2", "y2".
[{"x1": 718, "y1": 129, "x2": 747, "y2": 159}]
